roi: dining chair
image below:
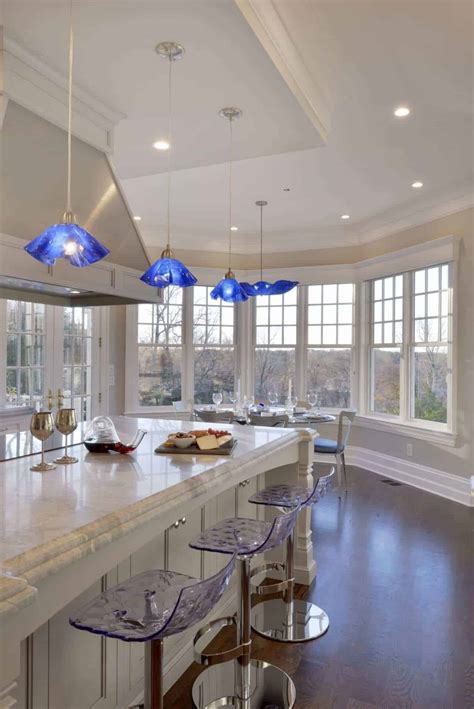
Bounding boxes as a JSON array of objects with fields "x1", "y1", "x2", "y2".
[
  {"x1": 194, "y1": 409, "x2": 234, "y2": 424},
  {"x1": 249, "y1": 413, "x2": 289, "y2": 428},
  {"x1": 314, "y1": 410, "x2": 356, "y2": 488}
]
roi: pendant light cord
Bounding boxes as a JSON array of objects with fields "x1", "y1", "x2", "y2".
[
  {"x1": 166, "y1": 55, "x2": 173, "y2": 249},
  {"x1": 66, "y1": 0, "x2": 74, "y2": 214},
  {"x1": 228, "y1": 117, "x2": 233, "y2": 272},
  {"x1": 260, "y1": 203, "x2": 263, "y2": 281}
]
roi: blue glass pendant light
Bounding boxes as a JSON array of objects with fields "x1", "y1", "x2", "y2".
[
  {"x1": 24, "y1": 8, "x2": 109, "y2": 268},
  {"x1": 210, "y1": 107, "x2": 248, "y2": 303},
  {"x1": 140, "y1": 42, "x2": 196, "y2": 289},
  {"x1": 240, "y1": 201, "x2": 298, "y2": 297}
]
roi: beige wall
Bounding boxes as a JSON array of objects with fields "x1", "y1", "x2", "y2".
[{"x1": 112, "y1": 208, "x2": 473, "y2": 479}]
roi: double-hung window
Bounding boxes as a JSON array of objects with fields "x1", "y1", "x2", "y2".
[
  {"x1": 193, "y1": 286, "x2": 235, "y2": 403},
  {"x1": 307, "y1": 284, "x2": 354, "y2": 408},
  {"x1": 137, "y1": 287, "x2": 183, "y2": 407},
  {"x1": 411, "y1": 264, "x2": 450, "y2": 424},
  {"x1": 254, "y1": 290, "x2": 297, "y2": 402},
  {"x1": 369, "y1": 274, "x2": 404, "y2": 416},
  {"x1": 368, "y1": 263, "x2": 452, "y2": 429}
]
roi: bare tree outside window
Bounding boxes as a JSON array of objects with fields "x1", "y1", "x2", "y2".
[
  {"x1": 411, "y1": 265, "x2": 449, "y2": 423},
  {"x1": 193, "y1": 287, "x2": 235, "y2": 404},
  {"x1": 255, "y1": 290, "x2": 297, "y2": 403},
  {"x1": 307, "y1": 284, "x2": 353, "y2": 407},
  {"x1": 138, "y1": 288, "x2": 183, "y2": 406}
]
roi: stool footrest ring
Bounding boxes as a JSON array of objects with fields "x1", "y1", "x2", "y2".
[
  {"x1": 250, "y1": 562, "x2": 294, "y2": 596},
  {"x1": 193, "y1": 615, "x2": 251, "y2": 666}
]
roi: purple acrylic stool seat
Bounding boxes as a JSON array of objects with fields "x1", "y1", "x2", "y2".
[
  {"x1": 70, "y1": 557, "x2": 235, "y2": 709},
  {"x1": 189, "y1": 510, "x2": 299, "y2": 708},
  {"x1": 248, "y1": 464, "x2": 335, "y2": 644}
]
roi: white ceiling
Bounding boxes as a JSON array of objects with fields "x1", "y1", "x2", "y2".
[{"x1": 3, "y1": 0, "x2": 473, "y2": 255}]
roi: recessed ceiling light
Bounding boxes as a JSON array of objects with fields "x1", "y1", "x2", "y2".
[
  {"x1": 153, "y1": 140, "x2": 170, "y2": 151},
  {"x1": 341, "y1": 214, "x2": 350, "y2": 220},
  {"x1": 394, "y1": 106, "x2": 410, "y2": 117},
  {"x1": 230, "y1": 226, "x2": 238, "y2": 231},
  {"x1": 133, "y1": 215, "x2": 142, "y2": 221},
  {"x1": 69, "y1": 290, "x2": 81, "y2": 295},
  {"x1": 412, "y1": 181, "x2": 423, "y2": 189}
]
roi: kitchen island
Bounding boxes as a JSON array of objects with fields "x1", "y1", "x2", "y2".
[{"x1": 0, "y1": 416, "x2": 316, "y2": 708}]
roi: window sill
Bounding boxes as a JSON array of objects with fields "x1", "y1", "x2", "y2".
[{"x1": 354, "y1": 415, "x2": 457, "y2": 447}]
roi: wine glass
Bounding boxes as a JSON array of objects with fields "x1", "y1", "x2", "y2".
[
  {"x1": 54, "y1": 408, "x2": 78, "y2": 464},
  {"x1": 307, "y1": 391, "x2": 317, "y2": 412},
  {"x1": 30, "y1": 411, "x2": 56, "y2": 472},
  {"x1": 268, "y1": 391, "x2": 278, "y2": 407},
  {"x1": 212, "y1": 391, "x2": 223, "y2": 410},
  {"x1": 228, "y1": 391, "x2": 237, "y2": 409}
]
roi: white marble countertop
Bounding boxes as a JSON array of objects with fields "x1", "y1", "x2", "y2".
[{"x1": 0, "y1": 416, "x2": 312, "y2": 619}]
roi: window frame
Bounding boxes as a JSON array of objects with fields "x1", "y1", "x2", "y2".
[
  {"x1": 305, "y1": 283, "x2": 356, "y2": 411},
  {"x1": 252, "y1": 289, "x2": 299, "y2": 405},
  {"x1": 365, "y1": 262, "x2": 453, "y2": 433},
  {"x1": 192, "y1": 286, "x2": 237, "y2": 405}
]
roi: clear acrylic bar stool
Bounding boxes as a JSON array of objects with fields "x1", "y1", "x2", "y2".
[
  {"x1": 248, "y1": 464, "x2": 335, "y2": 643},
  {"x1": 69, "y1": 555, "x2": 235, "y2": 709},
  {"x1": 189, "y1": 509, "x2": 300, "y2": 708}
]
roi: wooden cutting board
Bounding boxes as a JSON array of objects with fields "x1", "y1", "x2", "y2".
[{"x1": 154, "y1": 440, "x2": 238, "y2": 456}]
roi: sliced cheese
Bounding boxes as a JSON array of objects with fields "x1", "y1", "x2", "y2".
[
  {"x1": 196, "y1": 434, "x2": 219, "y2": 451},
  {"x1": 217, "y1": 434, "x2": 233, "y2": 447}
]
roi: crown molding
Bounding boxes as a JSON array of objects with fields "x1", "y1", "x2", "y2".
[
  {"x1": 1, "y1": 32, "x2": 124, "y2": 152},
  {"x1": 234, "y1": 0, "x2": 330, "y2": 143},
  {"x1": 357, "y1": 184, "x2": 474, "y2": 245}
]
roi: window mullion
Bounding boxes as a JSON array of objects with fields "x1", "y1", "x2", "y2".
[
  {"x1": 296, "y1": 286, "x2": 307, "y2": 401},
  {"x1": 401, "y1": 271, "x2": 411, "y2": 423},
  {"x1": 183, "y1": 287, "x2": 194, "y2": 405}
]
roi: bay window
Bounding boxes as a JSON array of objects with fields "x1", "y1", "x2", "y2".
[
  {"x1": 254, "y1": 290, "x2": 297, "y2": 403},
  {"x1": 307, "y1": 283, "x2": 354, "y2": 408},
  {"x1": 193, "y1": 286, "x2": 235, "y2": 404}
]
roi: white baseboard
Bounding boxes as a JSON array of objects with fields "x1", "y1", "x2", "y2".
[{"x1": 342, "y1": 446, "x2": 473, "y2": 507}]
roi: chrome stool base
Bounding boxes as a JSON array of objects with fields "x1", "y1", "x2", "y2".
[
  {"x1": 192, "y1": 658, "x2": 296, "y2": 708},
  {"x1": 251, "y1": 598, "x2": 329, "y2": 643}
]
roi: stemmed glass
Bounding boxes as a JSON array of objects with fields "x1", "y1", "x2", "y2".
[
  {"x1": 228, "y1": 391, "x2": 237, "y2": 409},
  {"x1": 268, "y1": 391, "x2": 278, "y2": 407},
  {"x1": 307, "y1": 391, "x2": 318, "y2": 412},
  {"x1": 54, "y1": 408, "x2": 78, "y2": 464},
  {"x1": 30, "y1": 411, "x2": 56, "y2": 472},
  {"x1": 212, "y1": 391, "x2": 223, "y2": 410}
]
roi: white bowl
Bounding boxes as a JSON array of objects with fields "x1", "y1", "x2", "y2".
[{"x1": 172, "y1": 436, "x2": 196, "y2": 449}]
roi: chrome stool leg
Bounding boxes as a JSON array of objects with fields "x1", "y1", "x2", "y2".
[
  {"x1": 250, "y1": 529, "x2": 329, "y2": 643},
  {"x1": 192, "y1": 557, "x2": 296, "y2": 708}
]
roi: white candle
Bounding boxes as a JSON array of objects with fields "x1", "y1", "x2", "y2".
[{"x1": 288, "y1": 379, "x2": 292, "y2": 401}]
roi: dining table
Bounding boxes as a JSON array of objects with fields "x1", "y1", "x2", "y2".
[{"x1": 194, "y1": 405, "x2": 336, "y2": 426}]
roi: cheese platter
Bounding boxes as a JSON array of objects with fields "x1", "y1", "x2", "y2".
[{"x1": 154, "y1": 429, "x2": 237, "y2": 456}]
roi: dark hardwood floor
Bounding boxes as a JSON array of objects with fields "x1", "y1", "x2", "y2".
[{"x1": 165, "y1": 467, "x2": 473, "y2": 708}]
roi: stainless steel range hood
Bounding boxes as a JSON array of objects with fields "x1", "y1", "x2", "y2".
[{"x1": 0, "y1": 102, "x2": 160, "y2": 306}]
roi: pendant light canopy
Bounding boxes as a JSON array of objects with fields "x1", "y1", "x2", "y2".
[
  {"x1": 241, "y1": 201, "x2": 298, "y2": 297},
  {"x1": 140, "y1": 42, "x2": 197, "y2": 289},
  {"x1": 24, "y1": 4, "x2": 109, "y2": 268},
  {"x1": 210, "y1": 107, "x2": 248, "y2": 303}
]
